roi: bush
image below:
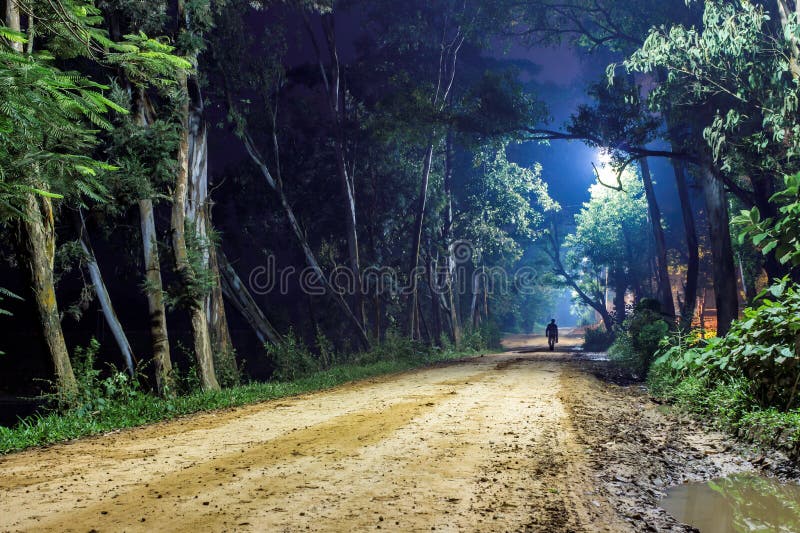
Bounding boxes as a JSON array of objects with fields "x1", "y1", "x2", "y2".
[
  {"x1": 653, "y1": 279, "x2": 800, "y2": 409},
  {"x1": 583, "y1": 326, "x2": 614, "y2": 351},
  {"x1": 265, "y1": 331, "x2": 321, "y2": 382},
  {"x1": 212, "y1": 346, "x2": 242, "y2": 388},
  {"x1": 648, "y1": 283, "x2": 800, "y2": 459},
  {"x1": 609, "y1": 299, "x2": 670, "y2": 376},
  {"x1": 66, "y1": 338, "x2": 144, "y2": 416}
]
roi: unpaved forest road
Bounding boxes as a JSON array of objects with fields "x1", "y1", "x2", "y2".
[{"x1": 0, "y1": 333, "x2": 789, "y2": 532}]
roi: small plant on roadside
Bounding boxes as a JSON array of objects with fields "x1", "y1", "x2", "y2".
[
  {"x1": 266, "y1": 330, "x2": 320, "y2": 381},
  {"x1": 583, "y1": 326, "x2": 614, "y2": 351},
  {"x1": 69, "y1": 338, "x2": 143, "y2": 417},
  {"x1": 212, "y1": 345, "x2": 242, "y2": 388},
  {"x1": 315, "y1": 326, "x2": 337, "y2": 369},
  {"x1": 609, "y1": 299, "x2": 670, "y2": 377}
]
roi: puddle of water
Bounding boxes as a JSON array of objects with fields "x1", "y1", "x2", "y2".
[
  {"x1": 577, "y1": 352, "x2": 609, "y2": 361},
  {"x1": 660, "y1": 473, "x2": 800, "y2": 532}
]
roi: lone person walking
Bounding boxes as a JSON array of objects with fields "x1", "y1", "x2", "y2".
[{"x1": 545, "y1": 319, "x2": 559, "y2": 351}]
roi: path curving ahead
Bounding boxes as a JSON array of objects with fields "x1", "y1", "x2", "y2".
[{"x1": 0, "y1": 334, "x2": 755, "y2": 532}]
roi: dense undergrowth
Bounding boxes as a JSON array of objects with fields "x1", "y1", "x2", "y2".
[
  {"x1": 0, "y1": 328, "x2": 495, "y2": 454},
  {"x1": 601, "y1": 280, "x2": 800, "y2": 460}
]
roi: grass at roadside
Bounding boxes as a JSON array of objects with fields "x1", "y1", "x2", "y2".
[{"x1": 0, "y1": 348, "x2": 483, "y2": 455}]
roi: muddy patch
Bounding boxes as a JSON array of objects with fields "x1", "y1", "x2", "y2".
[{"x1": 561, "y1": 361, "x2": 800, "y2": 531}]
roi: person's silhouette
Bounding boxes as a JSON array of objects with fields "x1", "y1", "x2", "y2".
[{"x1": 545, "y1": 319, "x2": 559, "y2": 351}]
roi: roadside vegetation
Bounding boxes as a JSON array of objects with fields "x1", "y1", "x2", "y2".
[
  {"x1": 601, "y1": 172, "x2": 800, "y2": 460},
  {"x1": 0, "y1": 328, "x2": 494, "y2": 454}
]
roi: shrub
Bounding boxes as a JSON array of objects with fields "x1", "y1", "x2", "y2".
[
  {"x1": 314, "y1": 326, "x2": 337, "y2": 369},
  {"x1": 583, "y1": 326, "x2": 614, "y2": 351},
  {"x1": 212, "y1": 346, "x2": 242, "y2": 388},
  {"x1": 609, "y1": 299, "x2": 670, "y2": 376},
  {"x1": 265, "y1": 331, "x2": 320, "y2": 382},
  {"x1": 654, "y1": 279, "x2": 800, "y2": 410},
  {"x1": 68, "y1": 338, "x2": 144, "y2": 416}
]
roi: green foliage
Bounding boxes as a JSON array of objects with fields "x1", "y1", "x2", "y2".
[
  {"x1": 583, "y1": 326, "x2": 614, "y2": 351},
  {"x1": 0, "y1": 286, "x2": 22, "y2": 318},
  {"x1": 265, "y1": 330, "x2": 322, "y2": 382},
  {"x1": 654, "y1": 280, "x2": 800, "y2": 408},
  {"x1": 314, "y1": 326, "x2": 336, "y2": 369},
  {"x1": 648, "y1": 343, "x2": 800, "y2": 459},
  {"x1": 557, "y1": 168, "x2": 652, "y2": 325},
  {"x1": 68, "y1": 338, "x2": 143, "y2": 415},
  {"x1": 649, "y1": 279, "x2": 800, "y2": 457},
  {"x1": 735, "y1": 173, "x2": 800, "y2": 267},
  {"x1": 464, "y1": 146, "x2": 559, "y2": 264},
  {"x1": 608, "y1": 299, "x2": 670, "y2": 376},
  {"x1": 166, "y1": 221, "x2": 218, "y2": 310},
  {"x1": 623, "y1": 1, "x2": 800, "y2": 178},
  {"x1": 212, "y1": 346, "x2": 242, "y2": 389}
]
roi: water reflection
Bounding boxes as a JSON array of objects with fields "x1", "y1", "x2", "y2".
[{"x1": 660, "y1": 473, "x2": 800, "y2": 532}]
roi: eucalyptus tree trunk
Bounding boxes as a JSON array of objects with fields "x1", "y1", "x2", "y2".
[
  {"x1": 426, "y1": 251, "x2": 443, "y2": 345},
  {"x1": 239, "y1": 128, "x2": 371, "y2": 351},
  {"x1": 409, "y1": 142, "x2": 436, "y2": 338},
  {"x1": 77, "y1": 211, "x2": 135, "y2": 376},
  {"x1": 183, "y1": 103, "x2": 237, "y2": 384},
  {"x1": 21, "y1": 194, "x2": 78, "y2": 400},
  {"x1": 700, "y1": 164, "x2": 739, "y2": 336},
  {"x1": 443, "y1": 132, "x2": 461, "y2": 345},
  {"x1": 470, "y1": 269, "x2": 482, "y2": 329},
  {"x1": 408, "y1": 26, "x2": 465, "y2": 339},
  {"x1": 672, "y1": 160, "x2": 699, "y2": 329},
  {"x1": 132, "y1": 90, "x2": 174, "y2": 395},
  {"x1": 217, "y1": 251, "x2": 281, "y2": 345},
  {"x1": 172, "y1": 70, "x2": 219, "y2": 391},
  {"x1": 639, "y1": 159, "x2": 676, "y2": 320},
  {"x1": 7, "y1": 2, "x2": 77, "y2": 400},
  {"x1": 314, "y1": 13, "x2": 365, "y2": 328},
  {"x1": 138, "y1": 198, "x2": 173, "y2": 394}
]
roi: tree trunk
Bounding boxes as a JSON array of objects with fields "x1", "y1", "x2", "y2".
[
  {"x1": 318, "y1": 14, "x2": 365, "y2": 329},
  {"x1": 184, "y1": 104, "x2": 237, "y2": 384},
  {"x1": 408, "y1": 142, "x2": 435, "y2": 338},
  {"x1": 217, "y1": 251, "x2": 281, "y2": 345},
  {"x1": 7, "y1": 1, "x2": 77, "y2": 401},
  {"x1": 548, "y1": 230, "x2": 615, "y2": 334},
  {"x1": 172, "y1": 70, "x2": 219, "y2": 391},
  {"x1": 751, "y1": 173, "x2": 789, "y2": 281},
  {"x1": 135, "y1": 91, "x2": 174, "y2": 396},
  {"x1": 21, "y1": 194, "x2": 78, "y2": 400},
  {"x1": 427, "y1": 251, "x2": 443, "y2": 345},
  {"x1": 239, "y1": 129, "x2": 371, "y2": 350},
  {"x1": 76, "y1": 211, "x2": 135, "y2": 376},
  {"x1": 639, "y1": 159, "x2": 675, "y2": 320},
  {"x1": 700, "y1": 164, "x2": 739, "y2": 336},
  {"x1": 408, "y1": 23, "x2": 464, "y2": 339},
  {"x1": 470, "y1": 268, "x2": 482, "y2": 329},
  {"x1": 672, "y1": 160, "x2": 699, "y2": 329},
  {"x1": 207, "y1": 243, "x2": 237, "y2": 381},
  {"x1": 138, "y1": 198, "x2": 173, "y2": 395},
  {"x1": 443, "y1": 131, "x2": 462, "y2": 345},
  {"x1": 613, "y1": 276, "x2": 627, "y2": 325}
]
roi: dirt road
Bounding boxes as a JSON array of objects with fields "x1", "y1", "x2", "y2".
[{"x1": 0, "y1": 334, "x2": 782, "y2": 532}]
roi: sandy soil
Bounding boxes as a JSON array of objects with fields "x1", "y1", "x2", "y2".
[{"x1": 0, "y1": 333, "x2": 793, "y2": 532}]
